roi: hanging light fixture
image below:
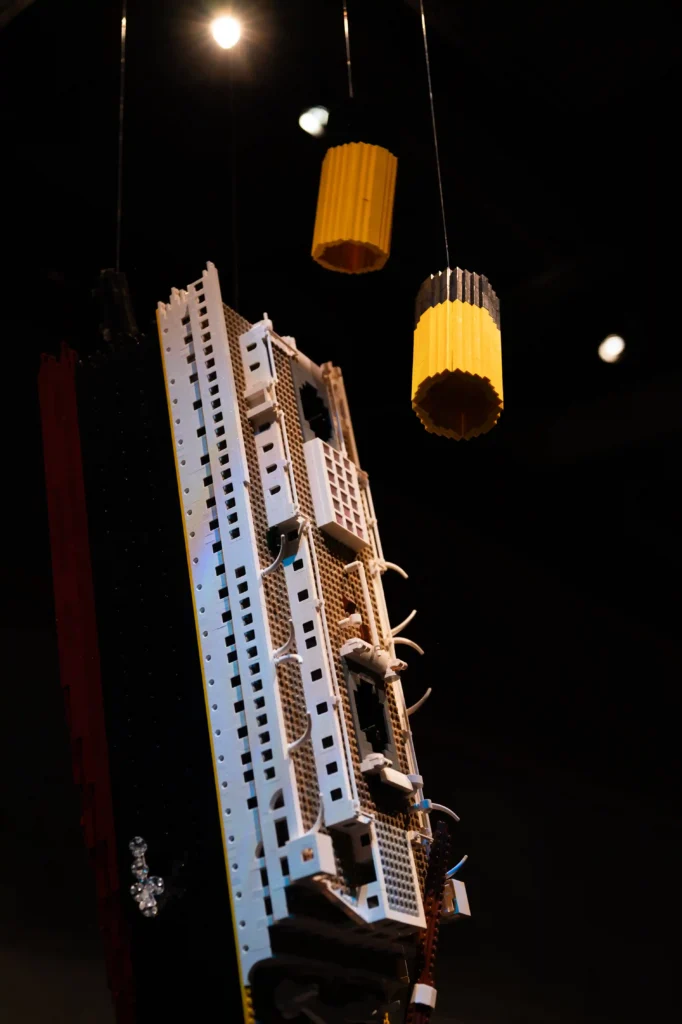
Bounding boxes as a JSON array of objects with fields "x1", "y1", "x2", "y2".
[
  {"x1": 412, "y1": 268, "x2": 503, "y2": 440},
  {"x1": 412, "y1": 2, "x2": 503, "y2": 439},
  {"x1": 311, "y1": 3, "x2": 398, "y2": 274},
  {"x1": 312, "y1": 142, "x2": 397, "y2": 273}
]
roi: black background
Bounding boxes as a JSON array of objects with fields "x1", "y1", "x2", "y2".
[{"x1": 1, "y1": 1, "x2": 679, "y2": 1021}]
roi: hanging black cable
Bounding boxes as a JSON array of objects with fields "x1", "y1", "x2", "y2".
[
  {"x1": 419, "y1": 0, "x2": 450, "y2": 269},
  {"x1": 342, "y1": 1, "x2": 354, "y2": 99},
  {"x1": 227, "y1": 56, "x2": 239, "y2": 309},
  {"x1": 115, "y1": 0, "x2": 127, "y2": 273}
]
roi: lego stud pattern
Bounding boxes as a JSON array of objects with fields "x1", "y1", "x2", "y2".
[{"x1": 129, "y1": 837, "x2": 164, "y2": 917}]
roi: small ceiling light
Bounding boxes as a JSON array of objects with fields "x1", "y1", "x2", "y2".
[
  {"x1": 299, "y1": 106, "x2": 329, "y2": 137},
  {"x1": 211, "y1": 15, "x2": 241, "y2": 49},
  {"x1": 598, "y1": 334, "x2": 625, "y2": 363}
]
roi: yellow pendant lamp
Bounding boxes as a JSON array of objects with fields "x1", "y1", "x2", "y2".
[
  {"x1": 409, "y1": 4, "x2": 504, "y2": 440},
  {"x1": 310, "y1": 3, "x2": 397, "y2": 274},
  {"x1": 412, "y1": 268, "x2": 503, "y2": 440},
  {"x1": 311, "y1": 141, "x2": 398, "y2": 274}
]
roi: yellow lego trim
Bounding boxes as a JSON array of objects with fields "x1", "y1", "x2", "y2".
[
  {"x1": 243, "y1": 986, "x2": 256, "y2": 1024},
  {"x1": 156, "y1": 309, "x2": 252, "y2": 1024}
]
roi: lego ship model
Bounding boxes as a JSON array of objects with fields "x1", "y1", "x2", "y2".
[{"x1": 155, "y1": 263, "x2": 469, "y2": 1022}]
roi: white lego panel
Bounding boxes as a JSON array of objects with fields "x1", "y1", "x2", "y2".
[
  {"x1": 303, "y1": 438, "x2": 369, "y2": 551},
  {"x1": 371, "y1": 819, "x2": 425, "y2": 927},
  {"x1": 157, "y1": 284, "x2": 271, "y2": 981},
  {"x1": 238, "y1": 322, "x2": 298, "y2": 529},
  {"x1": 253, "y1": 417, "x2": 297, "y2": 529},
  {"x1": 238, "y1": 321, "x2": 276, "y2": 399},
  {"x1": 328, "y1": 818, "x2": 425, "y2": 931},
  {"x1": 182, "y1": 265, "x2": 307, "y2": 926},
  {"x1": 282, "y1": 533, "x2": 359, "y2": 827}
]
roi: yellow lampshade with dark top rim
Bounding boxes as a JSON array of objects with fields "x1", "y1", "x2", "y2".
[
  {"x1": 312, "y1": 142, "x2": 397, "y2": 274},
  {"x1": 412, "y1": 268, "x2": 503, "y2": 440}
]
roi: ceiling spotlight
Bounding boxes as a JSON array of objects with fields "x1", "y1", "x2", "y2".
[
  {"x1": 299, "y1": 106, "x2": 329, "y2": 137},
  {"x1": 598, "y1": 334, "x2": 626, "y2": 363},
  {"x1": 211, "y1": 15, "x2": 241, "y2": 49}
]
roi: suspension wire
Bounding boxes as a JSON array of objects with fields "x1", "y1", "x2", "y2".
[
  {"x1": 419, "y1": 0, "x2": 450, "y2": 269},
  {"x1": 115, "y1": 0, "x2": 127, "y2": 273},
  {"x1": 228, "y1": 56, "x2": 239, "y2": 309},
  {"x1": 342, "y1": 1, "x2": 354, "y2": 99}
]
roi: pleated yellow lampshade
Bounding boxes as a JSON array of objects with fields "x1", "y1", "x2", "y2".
[
  {"x1": 412, "y1": 268, "x2": 503, "y2": 440},
  {"x1": 312, "y1": 142, "x2": 397, "y2": 274}
]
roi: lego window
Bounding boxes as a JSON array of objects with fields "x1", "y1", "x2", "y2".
[
  {"x1": 346, "y1": 669, "x2": 399, "y2": 768},
  {"x1": 290, "y1": 358, "x2": 339, "y2": 448}
]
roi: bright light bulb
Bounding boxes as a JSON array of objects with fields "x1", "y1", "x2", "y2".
[
  {"x1": 598, "y1": 334, "x2": 625, "y2": 363},
  {"x1": 211, "y1": 15, "x2": 241, "y2": 49},
  {"x1": 299, "y1": 106, "x2": 329, "y2": 137}
]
